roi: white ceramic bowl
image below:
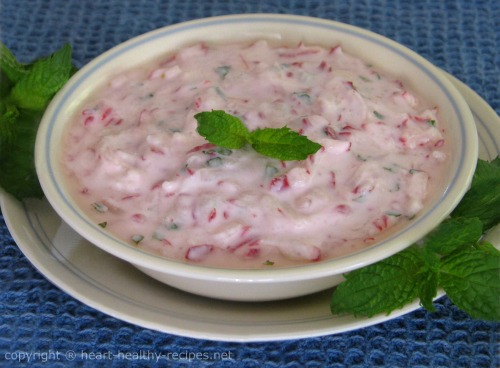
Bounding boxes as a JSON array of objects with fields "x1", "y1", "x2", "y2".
[{"x1": 36, "y1": 14, "x2": 477, "y2": 301}]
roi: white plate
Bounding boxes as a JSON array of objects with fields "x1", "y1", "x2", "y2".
[{"x1": 1, "y1": 73, "x2": 499, "y2": 342}]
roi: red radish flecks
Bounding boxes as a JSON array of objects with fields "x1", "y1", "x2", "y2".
[
  {"x1": 352, "y1": 183, "x2": 374, "y2": 195},
  {"x1": 240, "y1": 225, "x2": 251, "y2": 237},
  {"x1": 338, "y1": 131, "x2": 351, "y2": 138},
  {"x1": 335, "y1": 205, "x2": 351, "y2": 214},
  {"x1": 131, "y1": 213, "x2": 146, "y2": 223},
  {"x1": 161, "y1": 239, "x2": 172, "y2": 247},
  {"x1": 329, "y1": 45, "x2": 340, "y2": 54},
  {"x1": 101, "y1": 107, "x2": 113, "y2": 120},
  {"x1": 122, "y1": 194, "x2": 140, "y2": 200},
  {"x1": 84, "y1": 116, "x2": 95, "y2": 126},
  {"x1": 270, "y1": 175, "x2": 290, "y2": 191},
  {"x1": 208, "y1": 208, "x2": 217, "y2": 222},
  {"x1": 372, "y1": 215, "x2": 390, "y2": 232},
  {"x1": 278, "y1": 48, "x2": 320, "y2": 58},
  {"x1": 318, "y1": 60, "x2": 327, "y2": 70},
  {"x1": 344, "y1": 81, "x2": 356, "y2": 90},
  {"x1": 194, "y1": 97, "x2": 203, "y2": 109},
  {"x1": 150, "y1": 146, "x2": 165, "y2": 155},
  {"x1": 330, "y1": 171, "x2": 337, "y2": 188},
  {"x1": 239, "y1": 54, "x2": 250, "y2": 69},
  {"x1": 187, "y1": 143, "x2": 216, "y2": 153},
  {"x1": 245, "y1": 247, "x2": 260, "y2": 258},
  {"x1": 434, "y1": 139, "x2": 445, "y2": 147},
  {"x1": 229, "y1": 237, "x2": 259, "y2": 253}
]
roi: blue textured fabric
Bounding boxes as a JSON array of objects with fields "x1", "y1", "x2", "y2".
[{"x1": 1, "y1": 0, "x2": 499, "y2": 367}]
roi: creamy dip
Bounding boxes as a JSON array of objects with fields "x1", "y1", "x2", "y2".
[{"x1": 62, "y1": 40, "x2": 448, "y2": 268}]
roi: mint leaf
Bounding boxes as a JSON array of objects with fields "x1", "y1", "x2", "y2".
[
  {"x1": 194, "y1": 110, "x2": 322, "y2": 160},
  {"x1": 0, "y1": 42, "x2": 29, "y2": 82},
  {"x1": 10, "y1": 43, "x2": 74, "y2": 110},
  {"x1": 0, "y1": 109, "x2": 44, "y2": 199},
  {"x1": 0, "y1": 70, "x2": 14, "y2": 99},
  {"x1": 0, "y1": 103, "x2": 19, "y2": 153},
  {"x1": 249, "y1": 126, "x2": 322, "y2": 161},
  {"x1": 417, "y1": 269, "x2": 439, "y2": 312},
  {"x1": 424, "y1": 217, "x2": 483, "y2": 255},
  {"x1": 194, "y1": 110, "x2": 249, "y2": 149},
  {"x1": 439, "y1": 242, "x2": 500, "y2": 321},
  {"x1": 0, "y1": 43, "x2": 76, "y2": 200},
  {"x1": 451, "y1": 157, "x2": 500, "y2": 231},
  {"x1": 330, "y1": 247, "x2": 424, "y2": 317}
]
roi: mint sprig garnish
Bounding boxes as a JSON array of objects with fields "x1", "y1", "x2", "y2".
[
  {"x1": 331, "y1": 157, "x2": 500, "y2": 321},
  {"x1": 194, "y1": 110, "x2": 322, "y2": 161},
  {"x1": 0, "y1": 42, "x2": 76, "y2": 200}
]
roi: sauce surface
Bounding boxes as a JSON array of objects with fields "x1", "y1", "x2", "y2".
[{"x1": 62, "y1": 40, "x2": 448, "y2": 268}]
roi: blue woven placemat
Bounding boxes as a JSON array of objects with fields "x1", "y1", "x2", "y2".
[{"x1": 1, "y1": 1, "x2": 499, "y2": 367}]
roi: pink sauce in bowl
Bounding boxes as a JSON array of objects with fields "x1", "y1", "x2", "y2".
[{"x1": 61, "y1": 40, "x2": 448, "y2": 269}]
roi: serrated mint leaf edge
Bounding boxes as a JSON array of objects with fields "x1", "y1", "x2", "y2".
[
  {"x1": 0, "y1": 42, "x2": 29, "y2": 82},
  {"x1": 438, "y1": 242, "x2": 500, "y2": 321},
  {"x1": 249, "y1": 127, "x2": 322, "y2": 160},
  {"x1": 330, "y1": 246, "x2": 425, "y2": 317},
  {"x1": 423, "y1": 217, "x2": 483, "y2": 255},
  {"x1": 10, "y1": 43, "x2": 74, "y2": 110}
]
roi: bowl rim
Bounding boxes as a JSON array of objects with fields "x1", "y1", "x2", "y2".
[{"x1": 35, "y1": 13, "x2": 478, "y2": 282}]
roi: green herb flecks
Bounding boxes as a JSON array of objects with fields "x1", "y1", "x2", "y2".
[
  {"x1": 214, "y1": 65, "x2": 231, "y2": 80},
  {"x1": 292, "y1": 91, "x2": 312, "y2": 104},
  {"x1": 207, "y1": 156, "x2": 223, "y2": 167},
  {"x1": 131, "y1": 234, "x2": 144, "y2": 245},
  {"x1": 92, "y1": 202, "x2": 108, "y2": 213},
  {"x1": 264, "y1": 164, "x2": 279, "y2": 178}
]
